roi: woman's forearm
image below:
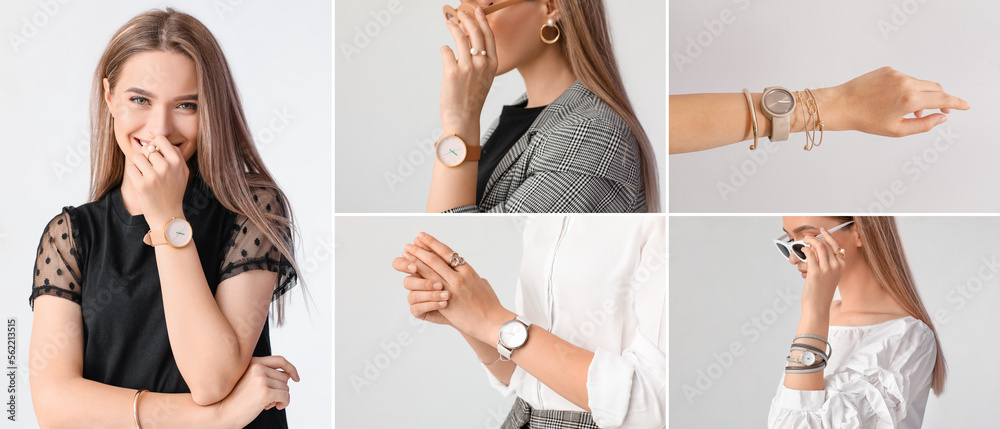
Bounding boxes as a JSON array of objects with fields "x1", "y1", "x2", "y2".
[
  {"x1": 669, "y1": 90, "x2": 833, "y2": 154},
  {"x1": 32, "y1": 376, "x2": 234, "y2": 429},
  {"x1": 458, "y1": 329, "x2": 517, "y2": 385},
  {"x1": 782, "y1": 308, "x2": 831, "y2": 391},
  {"x1": 152, "y1": 241, "x2": 248, "y2": 404},
  {"x1": 476, "y1": 310, "x2": 595, "y2": 412},
  {"x1": 426, "y1": 122, "x2": 480, "y2": 213}
]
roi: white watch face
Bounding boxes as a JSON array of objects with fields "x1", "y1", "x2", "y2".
[
  {"x1": 436, "y1": 135, "x2": 467, "y2": 167},
  {"x1": 165, "y1": 219, "x2": 193, "y2": 247},
  {"x1": 499, "y1": 321, "x2": 528, "y2": 349},
  {"x1": 764, "y1": 89, "x2": 794, "y2": 115},
  {"x1": 800, "y1": 351, "x2": 815, "y2": 366}
]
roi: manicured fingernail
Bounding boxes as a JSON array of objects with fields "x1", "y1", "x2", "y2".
[
  {"x1": 433, "y1": 282, "x2": 443, "y2": 290},
  {"x1": 938, "y1": 116, "x2": 947, "y2": 124},
  {"x1": 419, "y1": 232, "x2": 427, "y2": 238},
  {"x1": 402, "y1": 251, "x2": 410, "y2": 258},
  {"x1": 407, "y1": 264, "x2": 416, "y2": 272},
  {"x1": 404, "y1": 244, "x2": 413, "y2": 251},
  {"x1": 449, "y1": 17, "x2": 459, "y2": 25},
  {"x1": 439, "y1": 301, "x2": 447, "y2": 307},
  {"x1": 440, "y1": 292, "x2": 449, "y2": 299},
  {"x1": 476, "y1": 7, "x2": 485, "y2": 15}
]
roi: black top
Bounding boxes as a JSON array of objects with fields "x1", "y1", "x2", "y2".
[
  {"x1": 477, "y1": 100, "x2": 548, "y2": 203},
  {"x1": 30, "y1": 172, "x2": 296, "y2": 428}
]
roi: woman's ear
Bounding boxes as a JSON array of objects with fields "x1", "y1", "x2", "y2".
[
  {"x1": 103, "y1": 77, "x2": 115, "y2": 116},
  {"x1": 546, "y1": 0, "x2": 561, "y2": 21}
]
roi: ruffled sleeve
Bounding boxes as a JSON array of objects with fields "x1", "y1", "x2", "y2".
[
  {"x1": 219, "y1": 187, "x2": 297, "y2": 300},
  {"x1": 29, "y1": 210, "x2": 83, "y2": 309},
  {"x1": 767, "y1": 319, "x2": 937, "y2": 428}
]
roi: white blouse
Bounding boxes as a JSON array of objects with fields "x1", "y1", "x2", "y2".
[
  {"x1": 483, "y1": 216, "x2": 666, "y2": 429},
  {"x1": 768, "y1": 316, "x2": 937, "y2": 429}
]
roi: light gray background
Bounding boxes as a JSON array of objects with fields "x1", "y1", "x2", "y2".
[
  {"x1": 0, "y1": 2, "x2": 331, "y2": 427},
  {"x1": 336, "y1": 216, "x2": 529, "y2": 428},
  {"x1": 669, "y1": 0, "x2": 1000, "y2": 212},
  {"x1": 670, "y1": 216, "x2": 998, "y2": 427},
  {"x1": 335, "y1": 0, "x2": 666, "y2": 212}
]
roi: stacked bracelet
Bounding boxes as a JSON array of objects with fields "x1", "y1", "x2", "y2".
[
  {"x1": 743, "y1": 89, "x2": 760, "y2": 151},
  {"x1": 783, "y1": 334, "x2": 833, "y2": 374}
]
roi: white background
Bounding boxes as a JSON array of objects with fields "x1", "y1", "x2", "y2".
[
  {"x1": 670, "y1": 216, "x2": 997, "y2": 427},
  {"x1": 335, "y1": 0, "x2": 666, "y2": 213},
  {"x1": 0, "y1": 1, "x2": 331, "y2": 426},
  {"x1": 335, "y1": 216, "x2": 526, "y2": 428},
  {"x1": 669, "y1": 0, "x2": 1000, "y2": 213}
]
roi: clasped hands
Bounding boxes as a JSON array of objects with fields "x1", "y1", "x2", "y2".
[{"x1": 391, "y1": 232, "x2": 514, "y2": 346}]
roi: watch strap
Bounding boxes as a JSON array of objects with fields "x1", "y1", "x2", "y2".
[
  {"x1": 496, "y1": 316, "x2": 532, "y2": 360},
  {"x1": 143, "y1": 230, "x2": 166, "y2": 246},
  {"x1": 465, "y1": 144, "x2": 481, "y2": 162}
]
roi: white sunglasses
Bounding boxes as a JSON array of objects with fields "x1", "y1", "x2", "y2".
[{"x1": 773, "y1": 221, "x2": 854, "y2": 262}]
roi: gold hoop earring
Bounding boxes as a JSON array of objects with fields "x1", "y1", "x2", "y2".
[{"x1": 540, "y1": 19, "x2": 560, "y2": 44}]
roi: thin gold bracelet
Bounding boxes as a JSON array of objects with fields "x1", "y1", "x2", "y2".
[
  {"x1": 805, "y1": 88, "x2": 824, "y2": 148},
  {"x1": 743, "y1": 88, "x2": 759, "y2": 150},
  {"x1": 133, "y1": 389, "x2": 148, "y2": 429}
]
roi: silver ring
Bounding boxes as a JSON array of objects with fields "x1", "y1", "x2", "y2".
[{"x1": 449, "y1": 252, "x2": 466, "y2": 268}]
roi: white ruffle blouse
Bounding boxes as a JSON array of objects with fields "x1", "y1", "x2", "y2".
[
  {"x1": 768, "y1": 316, "x2": 938, "y2": 429},
  {"x1": 483, "y1": 216, "x2": 666, "y2": 428}
]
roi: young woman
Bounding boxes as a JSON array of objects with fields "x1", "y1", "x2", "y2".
[
  {"x1": 29, "y1": 9, "x2": 301, "y2": 428},
  {"x1": 768, "y1": 216, "x2": 944, "y2": 428},
  {"x1": 391, "y1": 217, "x2": 665, "y2": 428},
  {"x1": 428, "y1": 0, "x2": 660, "y2": 213},
  {"x1": 670, "y1": 67, "x2": 970, "y2": 154}
]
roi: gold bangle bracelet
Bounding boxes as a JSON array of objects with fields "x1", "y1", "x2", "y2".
[
  {"x1": 743, "y1": 89, "x2": 759, "y2": 150},
  {"x1": 805, "y1": 88, "x2": 824, "y2": 148},
  {"x1": 133, "y1": 389, "x2": 149, "y2": 429}
]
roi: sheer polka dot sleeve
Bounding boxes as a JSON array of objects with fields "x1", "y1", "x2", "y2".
[
  {"x1": 30, "y1": 210, "x2": 83, "y2": 309},
  {"x1": 219, "y1": 188, "x2": 297, "y2": 300}
]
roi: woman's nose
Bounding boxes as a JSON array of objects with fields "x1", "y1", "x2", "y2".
[
  {"x1": 787, "y1": 250, "x2": 799, "y2": 265},
  {"x1": 146, "y1": 107, "x2": 173, "y2": 137}
]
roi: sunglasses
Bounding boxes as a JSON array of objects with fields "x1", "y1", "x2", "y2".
[
  {"x1": 773, "y1": 221, "x2": 854, "y2": 262},
  {"x1": 443, "y1": 0, "x2": 527, "y2": 23}
]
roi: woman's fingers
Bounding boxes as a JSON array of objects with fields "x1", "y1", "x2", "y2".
[
  {"x1": 253, "y1": 355, "x2": 300, "y2": 383},
  {"x1": 445, "y1": 18, "x2": 472, "y2": 65},
  {"x1": 897, "y1": 114, "x2": 948, "y2": 137},
  {"x1": 391, "y1": 256, "x2": 418, "y2": 275},
  {"x1": 401, "y1": 252, "x2": 447, "y2": 284},
  {"x1": 405, "y1": 243, "x2": 457, "y2": 283},
  {"x1": 407, "y1": 290, "x2": 450, "y2": 305},
  {"x1": 411, "y1": 300, "x2": 448, "y2": 318},
  {"x1": 416, "y1": 232, "x2": 455, "y2": 261},
  {"x1": 403, "y1": 275, "x2": 443, "y2": 292},
  {"x1": 459, "y1": 11, "x2": 486, "y2": 60},
  {"x1": 474, "y1": 7, "x2": 497, "y2": 59},
  {"x1": 802, "y1": 236, "x2": 830, "y2": 272}
]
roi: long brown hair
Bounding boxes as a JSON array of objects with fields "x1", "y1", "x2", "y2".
[
  {"x1": 832, "y1": 216, "x2": 946, "y2": 395},
  {"x1": 89, "y1": 8, "x2": 300, "y2": 323},
  {"x1": 552, "y1": 0, "x2": 660, "y2": 212}
]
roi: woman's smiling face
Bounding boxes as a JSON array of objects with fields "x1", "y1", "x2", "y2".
[{"x1": 104, "y1": 50, "x2": 200, "y2": 165}]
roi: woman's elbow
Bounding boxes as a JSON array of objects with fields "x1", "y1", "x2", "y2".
[{"x1": 188, "y1": 376, "x2": 236, "y2": 406}]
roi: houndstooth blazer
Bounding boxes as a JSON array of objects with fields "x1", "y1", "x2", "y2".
[{"x1": 443, "y1": 81, "x2": 647, "y2": 213}]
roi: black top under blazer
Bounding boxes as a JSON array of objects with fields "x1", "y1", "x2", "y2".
[{"x1": 445, "y1": 81, "x2": 648, "y2": 213}]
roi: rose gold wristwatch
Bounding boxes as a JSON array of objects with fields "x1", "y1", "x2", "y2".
[{"x1": 143, "y1": 217, "x2": 193, "y2": 248}]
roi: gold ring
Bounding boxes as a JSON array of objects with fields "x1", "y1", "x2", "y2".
[{"x1": 837, "y1": 248, "x2": 846, "y2": 260}]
